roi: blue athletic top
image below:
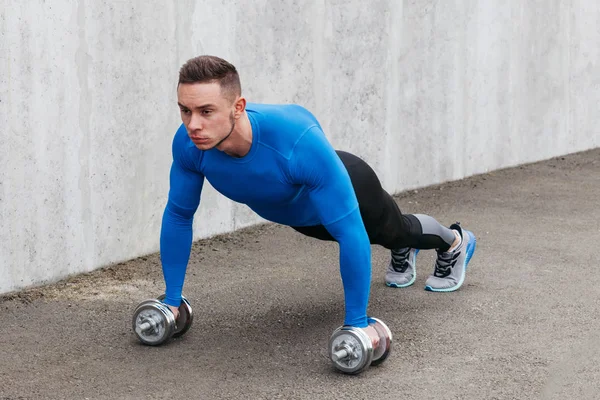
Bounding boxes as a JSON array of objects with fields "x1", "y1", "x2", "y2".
[{"x1": 160, "y1": 103, "x2": 371, "y2": 327}]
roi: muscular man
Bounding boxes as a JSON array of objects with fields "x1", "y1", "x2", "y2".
[{"x1": 160, "y1": 55, "x2": 477, "y2": 341}]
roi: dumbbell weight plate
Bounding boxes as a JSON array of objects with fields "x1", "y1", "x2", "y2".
[
  {"x1": 328, "y1": 326, "x2": 374, "y2": 374},
  {"x1": 132, "y1": 300, "x2": 176, "y2": 346},
  {"x1": 157, "y1": 294, "x2": 194, "y2": 338},
  {"x1": 367, "y1": 317, "x2": 393, "y2": 366}
]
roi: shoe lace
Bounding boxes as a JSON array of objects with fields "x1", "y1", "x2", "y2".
[
  {"x1": 434, "y1": 250, "x2": 460, "y2": 278},
  {"x1": 391, "y1": 248, "x2": 411, "y2": 273}
]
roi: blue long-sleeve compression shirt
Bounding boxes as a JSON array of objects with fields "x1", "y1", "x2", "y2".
[{"x1": 160, "y1": 103, "x2": 371, "y2": 327}]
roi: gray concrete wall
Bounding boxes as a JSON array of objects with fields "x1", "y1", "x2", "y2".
[{"x1": 2, "y1": 1, "x2": 599, "y2": 294}]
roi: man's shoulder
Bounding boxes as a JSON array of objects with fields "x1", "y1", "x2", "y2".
[
  {"x1": 246, "y1": 102, "x2": 311, "y2": 114},
  {"x1": 247, "y1": 102, "x2": 323, "y2": 157},
  {"x1": 172, "y1": 123, "x2": 203, "y2": 169},
  {"x1": 172, "y1": 124, "x2": 194, "y2": 151},
  {"x1": 246, "y1": 102, "x2": 320, "y2": 128}
]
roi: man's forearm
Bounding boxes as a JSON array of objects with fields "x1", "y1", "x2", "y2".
[
  {"x1": 325, "y1": 208, "x2": 372, "y2": 328},
  {"x1": 160, "y1": 204, "x2": 194, "y2": 307}
]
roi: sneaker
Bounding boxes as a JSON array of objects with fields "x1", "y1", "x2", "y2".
[
  {"x1": 385, "y1": 247, "x2": 419, "y2": 288},
  {"x1": 424, "y1": 223, "x2": 476, "y2": 292}
]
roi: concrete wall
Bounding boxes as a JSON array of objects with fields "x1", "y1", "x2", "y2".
[{"x1": 2, "y1": 1, "x2": 599, "y2": 294}]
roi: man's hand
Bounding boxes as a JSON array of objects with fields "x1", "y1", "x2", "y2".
[
  {"x1": 362, "y1": 325, "x2": 380, "y2": 349},
  {"x1": 168, "y1": 305, "x2": 180, "y2": 321}
]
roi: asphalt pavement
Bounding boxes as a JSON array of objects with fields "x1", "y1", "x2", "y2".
[{"x1": 1, "y1": 148, "x2": 599, "y2": 400}]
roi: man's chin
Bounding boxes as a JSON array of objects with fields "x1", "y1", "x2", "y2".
[{"x1": 192, "y1": 141, "x2": 215, "y2": 150}]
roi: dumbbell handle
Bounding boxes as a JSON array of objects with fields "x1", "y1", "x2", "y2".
[
  {"x1": 139, "y1": 322, "x2": 152, "y2": 332},
  {"x1": 138, "y1": 316, "x2": 174, "y2": 333},
  {"x1": 331, "y1": 345, "x2": 355, "y2": 361},
  {"x1": 332, "y1": 349, "x2": 348, "y2": 361},
  {"x1": 138, "y1": 318, "x2": 161, "y2": 333}
]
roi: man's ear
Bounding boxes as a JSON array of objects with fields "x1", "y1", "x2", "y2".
[{"x1": 234, "y1": 97, "x2": 246, "y2": 119}]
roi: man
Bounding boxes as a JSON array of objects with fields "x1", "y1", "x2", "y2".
[{"x1": 160, "y1": 55, "x2": 477, "y2": 343}]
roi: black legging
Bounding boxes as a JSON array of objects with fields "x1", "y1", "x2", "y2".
[{"x1": 291, "y1": 151, "x2": 453, "y2": 251}]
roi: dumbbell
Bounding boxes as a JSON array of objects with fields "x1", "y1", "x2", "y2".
[
  {"x1": 132, "y1": 294, "x2": 194, "y2": 346},
  {"x1": 328, "y1": 317, "x2": 393, "y2": 374}
]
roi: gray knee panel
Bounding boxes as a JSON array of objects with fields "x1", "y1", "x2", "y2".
[{"x1": 413, "y1": 214, "x2": 455, "y2": 249}]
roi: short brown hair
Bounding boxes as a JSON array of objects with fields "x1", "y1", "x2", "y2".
[{"x1": 178, "y1": 55, "x2": 241, "y2": 102}]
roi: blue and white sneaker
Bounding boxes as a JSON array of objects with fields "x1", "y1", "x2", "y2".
[
  {"x1": 385, "y1": 247, "x2": 419, "y2": 288},
  {"x1": 425, "y1": 223, "x2": 476, "y2": 292}
]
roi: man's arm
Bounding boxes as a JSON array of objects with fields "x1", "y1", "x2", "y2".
[
  {"x1": 160, "y1": 127, "x2": 205, "y2": 307},
  {"x1": 290, "y1": 126, "x2": 371, "y2": 328}
]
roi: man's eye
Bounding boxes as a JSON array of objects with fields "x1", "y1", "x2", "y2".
[
  {"x1": 202, "y1": 110, "x2": 212, "y2": 115},
  {"x1": 180, "y1": 109, "x2": 190, "y2": 114}
]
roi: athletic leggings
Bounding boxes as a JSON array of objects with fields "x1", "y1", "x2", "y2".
[{"x1": 291, "y1": 151, "x2": 456, "y2": 251}]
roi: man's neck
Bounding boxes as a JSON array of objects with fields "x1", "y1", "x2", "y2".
[{"x1": 218, "y1": 112, "x2": 253, "y2": 158}]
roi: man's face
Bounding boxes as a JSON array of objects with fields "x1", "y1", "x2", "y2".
[{"x1": 177, "y1": 82, "x2": 236, "y2": 150}]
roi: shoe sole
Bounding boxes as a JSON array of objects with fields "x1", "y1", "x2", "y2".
[
  {"x1": 385, "y1": 249, "x2": 419, "y2": 288},
  {"x1": 424, "y1": 231, "x2": 476, "y2": 292}
]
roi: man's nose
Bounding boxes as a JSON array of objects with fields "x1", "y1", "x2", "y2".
[{"x1": 187, "y1": 113, "x2": 203, "y2": 132}]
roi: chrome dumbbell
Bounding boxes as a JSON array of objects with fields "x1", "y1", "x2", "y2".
[
  {"x1": 328, "y1": 317, "x2": 393, "y2": 374},
  {"x1": 132, "y1": 294, "x2": 194, "y2": 346}
]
